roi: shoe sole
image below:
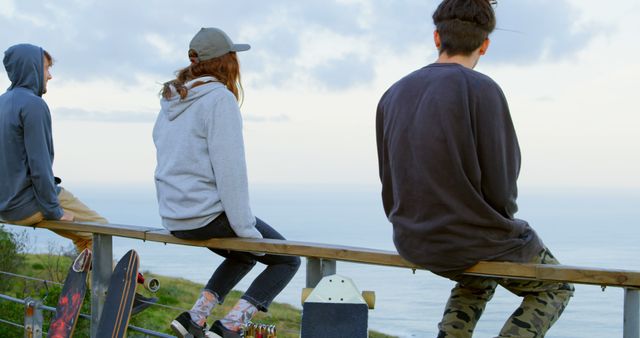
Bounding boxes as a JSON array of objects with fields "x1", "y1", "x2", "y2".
[
  {"x1": 172, "y1": 320, "x2": 221, "y2": 338},
  {"x1": 170, "y1": 320, "x2": 189, "y2": 337}
]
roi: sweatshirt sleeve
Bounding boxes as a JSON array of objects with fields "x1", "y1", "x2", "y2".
[
  {"x1": 206, "y1": 93, "x2": 262, "y2": 239},
  {"x1": 474, "y1": 83, "x2": 521, "y2": 219},
  {"x1": 22, "y1": 99, "x2": 64, "y2": 220},
  {"x1": 376, "y1": 91, "x2": 394, "y2": 218}
]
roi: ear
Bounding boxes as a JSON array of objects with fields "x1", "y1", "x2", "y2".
[
  {"x1": 478, "y1": 38, "x2": 490, "y2": 55},
  {"x1": 433, "y1": 30, "x2": 441, "y2": 50}
]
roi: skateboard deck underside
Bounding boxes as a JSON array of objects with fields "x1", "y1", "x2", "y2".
[{"x1": 96, "y1": 249, "x2": 139, "y2": 338}]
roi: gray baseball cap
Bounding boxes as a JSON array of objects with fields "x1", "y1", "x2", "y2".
[{"x1": 189, "y1": 27, "x2": 250, "y2": 61}]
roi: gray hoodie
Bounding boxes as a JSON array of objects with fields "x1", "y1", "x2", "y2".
[{"x1": 153, "y1": 76, "x2": 261, "y2": 239}]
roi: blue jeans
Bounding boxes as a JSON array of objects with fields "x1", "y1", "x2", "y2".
[{"x1": 171, "y1": 213, "x2": 301, "y2": 312}]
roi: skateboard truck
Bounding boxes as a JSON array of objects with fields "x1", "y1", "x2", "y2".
[
  {"x1": 137, "y1": 272, "x2": 160, "y2": 293},
  {"x1": 72, "y1": 249, "x2": 92, "y2": 273},
  {"x1": 301, "y1": 287, "x2": 375, "y2": 309},
  {"x1": 132, "y1": 272, "x2": 159, "y2": 316}
]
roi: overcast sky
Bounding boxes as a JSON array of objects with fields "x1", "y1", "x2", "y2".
[{"x1": 1, "y1": 0, "x2": 638, "y2": 190}]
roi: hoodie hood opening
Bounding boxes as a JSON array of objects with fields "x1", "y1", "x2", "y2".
[{"x1": 3, "y1": 44, "x2": 45, "y2": 97}]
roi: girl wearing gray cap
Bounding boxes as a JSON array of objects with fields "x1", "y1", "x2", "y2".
[{"x1": 153, "y1": 27, "x2": 300, "y2": 338}]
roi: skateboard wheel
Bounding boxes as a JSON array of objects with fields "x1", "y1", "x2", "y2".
[
  {"x1": 361, "y1": 291, "x2": 375, "y2": 309},
  {"x1": 144, "y1": 278, "x2": 160, "y2": 293},
  {"x1": 301, "y1": 287, "x2": 313, "y2": 304}
]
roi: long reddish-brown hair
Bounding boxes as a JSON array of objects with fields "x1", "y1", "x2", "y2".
[{"x1": 162, "y1": 51, "x2": 243, "y2": 102}]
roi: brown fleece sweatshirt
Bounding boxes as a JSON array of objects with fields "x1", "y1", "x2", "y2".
[{"x1": 376, "y1": 63, "x2": 543, "y2": 274}]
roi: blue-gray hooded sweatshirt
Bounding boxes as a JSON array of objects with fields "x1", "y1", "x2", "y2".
[{"x1": 0, "y1": 44, "x2": 63, "y2": 221}]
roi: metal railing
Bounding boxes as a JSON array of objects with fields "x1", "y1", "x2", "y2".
[{"x1": 0, "y1": 281, "x2": 174, "y2": 337}]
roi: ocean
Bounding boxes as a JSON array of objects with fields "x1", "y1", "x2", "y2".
[{"x1": 4, "y1": 183, "x2": 639, "y2": 337}]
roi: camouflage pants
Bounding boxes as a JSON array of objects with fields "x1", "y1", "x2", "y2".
[{"x1": 437, "y1": 248, "x2": 575, "y2": 338}]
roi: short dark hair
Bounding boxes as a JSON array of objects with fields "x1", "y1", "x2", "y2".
[
  {"x1": 43, "y1": 50, "x2": 54, "y2": 65},
  {"x1": 432, "y1": 0, "x2": 496, "y2": 56}
]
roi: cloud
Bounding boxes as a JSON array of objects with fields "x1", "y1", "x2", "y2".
[
  {"x1": 243, "y1": 113, "x2": 290, "y2": 123},
  {"x1": 54, "y1": 107, "x2": 287, "y2": 124},
  {"x1": 486, "y1": 0, "x2": 604, "y2": 64},
  {"x1": 312, "y1": 53, "x2": 375, "y2": 89},
  {"x1": 54, "y1": 107, "x2": 156, "y2": 123},
  {"x1": 0, "y1": 0, "x2": 16, "y2": 18},
  {"x1": 0, "y1": 0, "x2": 601, "y2": 90}
]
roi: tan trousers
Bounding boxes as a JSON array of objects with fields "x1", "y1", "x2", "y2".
[{"x1": 12, "y1": 188, "x2": 108, "y2": 252}]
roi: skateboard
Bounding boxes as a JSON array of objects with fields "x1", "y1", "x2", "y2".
[
  {"x1": 96, "y1": 249, "x2": 139, "y2": 338},
  {"x1": 47, "y1": 248, "x2": 92, "y2": 338}
]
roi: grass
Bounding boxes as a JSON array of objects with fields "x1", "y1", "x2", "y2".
[{"x1": 0, "y1": 253, "x2": 397, "y2": 338}]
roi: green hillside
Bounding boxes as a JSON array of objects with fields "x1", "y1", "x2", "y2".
[{"x1": 0, "y1": 252, "x2": 396, "y2": 338}]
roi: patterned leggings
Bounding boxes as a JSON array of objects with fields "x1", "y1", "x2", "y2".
[{"x1": 437, "y1": 248, "x2": 575, "y2": 338}]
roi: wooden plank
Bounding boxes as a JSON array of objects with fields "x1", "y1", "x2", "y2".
[
  {"x1": 31, "y1": 221, "x2": 410, "y2": 266},
  {"x1": 466, "y1": 262, "x2": 640, "y2": 287},
  {"x1": 36, "y1": 220, "x2": 156, "y2": 240},
  {"x1": 4, "y1": 220, "x2": 640, "y2": 288},
  {"x1": 145, "y1": 230, "x2": 416, "y2": 268}
]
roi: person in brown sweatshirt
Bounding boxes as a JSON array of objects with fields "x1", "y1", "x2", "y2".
[{"x1": 376, "y1": 1, "x2": 574, "y2": 336}]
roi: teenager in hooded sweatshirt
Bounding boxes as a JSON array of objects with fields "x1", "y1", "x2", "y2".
[
  {"x1": 0, "y1": 43, "x2": 106, "y2": 250},
  {"x1": 0, "y1": 43, "x2": 156, "y2": 315},
  {"x1": 153, "y1": 28, "x2": 301, "y2": 338}
]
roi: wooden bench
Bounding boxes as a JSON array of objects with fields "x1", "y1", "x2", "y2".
[{"x1": 4, "y1": 220, "x2": 640, "y2": 336}]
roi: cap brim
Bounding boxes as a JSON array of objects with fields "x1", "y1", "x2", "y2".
[{"x1": 231, "y1": 44, "x2": 251, "y2": 52}]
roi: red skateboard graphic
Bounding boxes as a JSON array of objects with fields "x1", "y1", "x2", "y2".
[{"x1": 47, "y1": 248, "x2": 92, "y2": 338}]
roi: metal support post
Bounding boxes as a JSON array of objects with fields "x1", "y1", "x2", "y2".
[
  {"x1": 91, "y1": 234, "x2": 112, "y2": 338},
  {"x1": 23, "y1": 297, "x2": 43, "y2": 338},
  {"x1": 624, "y1": 288, "x2": 640, "y2": 338},
  {"x1": 306, "y1": 258, "x2": 337, "y2": 288}
]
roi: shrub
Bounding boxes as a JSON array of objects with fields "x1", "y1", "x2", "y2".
[
  {"x1": 0, "y1": 225, "x2": 27, "y2": 336},
  {"x1": 0, "y1": 225, "x2": 26, "y2": 291}
]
